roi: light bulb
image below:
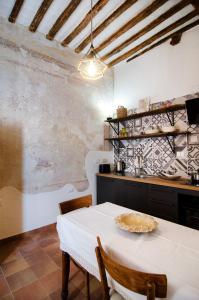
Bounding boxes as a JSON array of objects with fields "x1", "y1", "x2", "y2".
[
  {"x1": 78, "y1": 55, "x2": 107, "y2": 80},
  {"x1": 87, "y1": 60, "x2": 97, "y2": 76}
]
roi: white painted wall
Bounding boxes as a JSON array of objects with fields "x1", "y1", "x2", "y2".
[
  {"x1": 114, "y1": 26, "x2": 199, "y2": 109},
  {"x1": 0, "y1": 151, "x2": 113, "y2": 239}
]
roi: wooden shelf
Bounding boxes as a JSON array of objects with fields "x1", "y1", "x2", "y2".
[
  {"x1": 105, "y1": 131, "x2": 188, "y2": 141},
  {"x1": 106, "y1": 104, "x2": 185, "y2": 123}
]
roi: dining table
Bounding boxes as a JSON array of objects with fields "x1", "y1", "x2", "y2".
[{"x1": 57, "y1": 202, "x2": 199, "y2": 300}]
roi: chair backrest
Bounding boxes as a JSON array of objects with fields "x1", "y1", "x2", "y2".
[
  {"x1": 95, "y1": 237, "x2": 167, "y2": 300},
  {"x1": 59, "y1": 195, "x2": 92, "y2": 215}
]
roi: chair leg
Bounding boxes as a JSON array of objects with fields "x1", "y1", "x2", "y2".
[
  {"x1": 85, "y1": 271, "x2": 90, "y2": 300},
  {"x1": 61, "y1": 251, "x2": 70, "y2": 300}
]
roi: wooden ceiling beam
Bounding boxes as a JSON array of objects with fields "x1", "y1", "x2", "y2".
[
  {"x1": 94, "y1": 0, "x2": 168, "y2": 53},
  {"x1": 127, "y1": 19, "x2": 199, "y2": 62},
  {"x1": 75, "y1": 0, "x2": 138, "y2": 53},
  {"x1": 102, "y1": 0, "x2": 190, "y2": 61},
  {"x1": 188, "y1": 0, "x2": 199, "y2": 14},
  {"x1": 170, "y1": 32, "x2": 182, "y2": 45},
  {"x1": 46, "y1": 0, "x2": 81, "y2": 40},
  {"x1": 61, "y1": 0, "x2": 108, "y2": 47},
  {"x1": 29, "y1": 0, "x2": 54, "y2": 32},
  {"x1": 8, "y1": 0, "x2": 24, "y2": 23},
  {"x1": 109, "y1": 10, "x2": 197, "y2": 67}
]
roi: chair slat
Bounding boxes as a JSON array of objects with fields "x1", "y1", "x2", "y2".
[
  {"x1": 59, "y1": 194, "x2": 92, "y2": 214},
  {"x1": 96, "y1": 236, "x2": 167, "y2": 300}
]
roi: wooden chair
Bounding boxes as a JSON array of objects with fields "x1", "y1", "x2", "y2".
[
  {"x1": 59, "y1": 195, "x2": 92, "y2": 300},
  {"x1": 95, "y1": 236, "x2": 167, "y2": 300}
]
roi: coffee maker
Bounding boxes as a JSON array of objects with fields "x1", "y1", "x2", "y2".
[{"x1": 115, "y1": 161, "x2": 126, "y2": 175}]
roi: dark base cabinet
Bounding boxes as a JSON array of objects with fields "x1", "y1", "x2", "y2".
[
  {"x1": 148, "y1": 185, "x2": 178, "y2": 223},
  {"x1": 179, "y1": 194, "x2": 199, "y2": 230},
  {"x1": 122, "y1": 180, "x2": 148, "y2": 213},
  {"x1": 97, "y1": 175, "x2": 199, "y2": 229},
  {"x1": 97, "y1": 176, "x2": 148, "y2": 212}
]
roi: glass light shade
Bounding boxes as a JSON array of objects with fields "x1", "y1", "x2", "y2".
[{"x1": 78, "y1": 46, "x2": 107, "y2": 80}]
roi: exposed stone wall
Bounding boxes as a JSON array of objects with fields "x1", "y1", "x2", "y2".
[{"x1": 0, "y1": 18, "x2": 114, "y2": 194}]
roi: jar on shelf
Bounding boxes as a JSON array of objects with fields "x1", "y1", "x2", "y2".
[
  {"x1": 117, "y1": 106, "x2": 127, "y2": 118},
  {"x1": 120, "y1": 127, "x2": 128, "y2": 137}
]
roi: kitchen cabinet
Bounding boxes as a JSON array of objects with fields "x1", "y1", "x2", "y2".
[
  {"x1": 148, "y1": 185, "x2": 178, "y2": 222},
  {"x1": 97, "y1": 176, "x2": 148, "y2": 212},
  {"x1": 179, "y1": 193, "x2": 199, "y2": 230},
  {"x1": 121, "y1": 180, "x2": 148, "y2": 213},
  {"x1": 97, "y1": 174, "x2": 199, "y2": 228},
  {"x1": 97, "y1": 176, "x2": 125, "y2": 206}
]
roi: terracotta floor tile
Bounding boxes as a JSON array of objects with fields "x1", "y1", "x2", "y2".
[
  {"x1": 90, "y1": 289, "x2": 103, "y2": 300},
  {"x1": 68, "y1": 288, "x2": 85, "y2": 300},
  {"x1": 22, "y1": 249, "x2": 50, "y2": 266},
  {"x1": 1, "y1": 224, "x2": 102, "y2": 300},
  {"x1": 50, "y1": 284, "x2": 85, "y2": 300},
  {"x1": 6, "y1": 267, "x2": 37, "y2": 292},
  {"x1": 80, "y1": 275, "x2": 100, "y2": 296},
  {"x1": 0, "y1": 293, "x2": 14, "y2": 300},
  {"x1": 32, "y1": 229, "x2": 58, "y2": 244},
  {"x1": 71, "y1": 270, "x2": 86, "y2": 291},
  {"x1": 40, "y1": 270, "x2": 62, "y2": 295},
  {"x1": 89, "y1": 276, "x2": 101, "y2": 294},
  {"x1": 31, "y1": 259, "x2": 58, "y2": 279},
  {"x1": 51, "y1": 254, "x2": 62, "y2": 268},
  {"x1": 54, "y1": 283, "x2": 84, "y2": 300},
  {"x1": 38, "y1": 238, "x2": 58, "y2": 249},
  {"x1": 18, "y1": 240, "x2": 39, "y2": 257},
  {"x1": 15, "y1": 238, "x2": 35, "y2": 251},
  {"x1": 0, "y1": 243, "x2": 21, "y2": 265},
  {"x1": 13, "y1": 280, "x2": 48, "y2": 300},
  {"x1": 0, "y1": 250, "x2": 22, "y2": 266},
  {"x1": 48, "y1": 288, "x2": 62, "y2": 300},
  {"x1": 69, "y1": 262, "x2": 79, "y2": 280},
  {"x1": 1, "y1": 257, "x2": 29, "y2": 277},
  {"x1": 0, "y1": 273, "x2": 11, "y2": 297},
  {"x1": 43, "y1": 243, "x2": 60, "y2": 258}
]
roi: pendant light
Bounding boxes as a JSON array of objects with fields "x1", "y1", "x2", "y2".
[{"x1": 78, "y1": 0, "x2": 107, "y2": 80}]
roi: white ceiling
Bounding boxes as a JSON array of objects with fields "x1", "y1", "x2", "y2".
[{"x1": 0, "y1": 0, "x2": 198, "y2": 66}]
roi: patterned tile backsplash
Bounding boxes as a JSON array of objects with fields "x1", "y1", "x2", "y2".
[{"x1": 114, "y1": 93, "x2": 199, "y2": 178}]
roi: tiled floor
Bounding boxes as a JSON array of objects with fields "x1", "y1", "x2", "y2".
[{"x1": 0, "y1": 224, "x2": 102, "y2": 300}]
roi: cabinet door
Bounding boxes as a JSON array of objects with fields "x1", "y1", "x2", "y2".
[
  {"x1": 97, "y1": 176, "x2": 116, "y2": 205},
  {"x1": 121, "y1": 180, "x2": 148, "y2": 213},
  {"x1": 97, "y1": 177, "x2": 148, "y2": 211},
  {"x1": 97, "y1": 176, "x2": 125, "y2": 205},
  {"x1": 179, "y1": 194, "x2": 199, "y2": 230},
  {"x1": 148, "y1": 185, "x2": 178, "y2": 222}
]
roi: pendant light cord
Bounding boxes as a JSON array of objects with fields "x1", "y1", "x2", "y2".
[{"x1": 90, "y1": 0, "x2": 93, "y2": 47}]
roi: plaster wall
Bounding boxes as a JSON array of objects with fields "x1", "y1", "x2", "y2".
[
  {"x1": 0, "y1": 18, "x2": 114, "y2": 239},
  {"x1": 114, "y1": 25, "x2": 199, "y2": 109}
]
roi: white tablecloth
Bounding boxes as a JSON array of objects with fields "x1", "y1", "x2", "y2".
[{"x1": 57, "y1": 202, "x2": 199, "y2": 300}]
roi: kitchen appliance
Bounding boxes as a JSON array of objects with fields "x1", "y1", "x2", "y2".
[
  {"x1": 99, "y1": 164, "x2": 110, "y2": 174},
  {"x1": 186, "y1": 98, "x2": 199, "y2": 124},
  {"x1": 116, "y1": 161, "x2": 126, "y2": 175},
  {"x1": 190, "y1": 170, "x2": 199, "y2": 186}
]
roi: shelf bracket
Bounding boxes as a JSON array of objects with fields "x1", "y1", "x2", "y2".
[
  {"x1": 109, "y1": 122, "x2": 119, "y2": 135},
  {"x1": 110, "y1": 140, "x2": 119, "y2": 154},
  {"x1": 165, "y1": 111, "x2": 174, "y2": 126},
  {"x1": 165, "y1": 135, "x2": 175, "y2": 153},
  {"x1": 110, "y1": 140, "x2": 125, "y2": 154}
]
